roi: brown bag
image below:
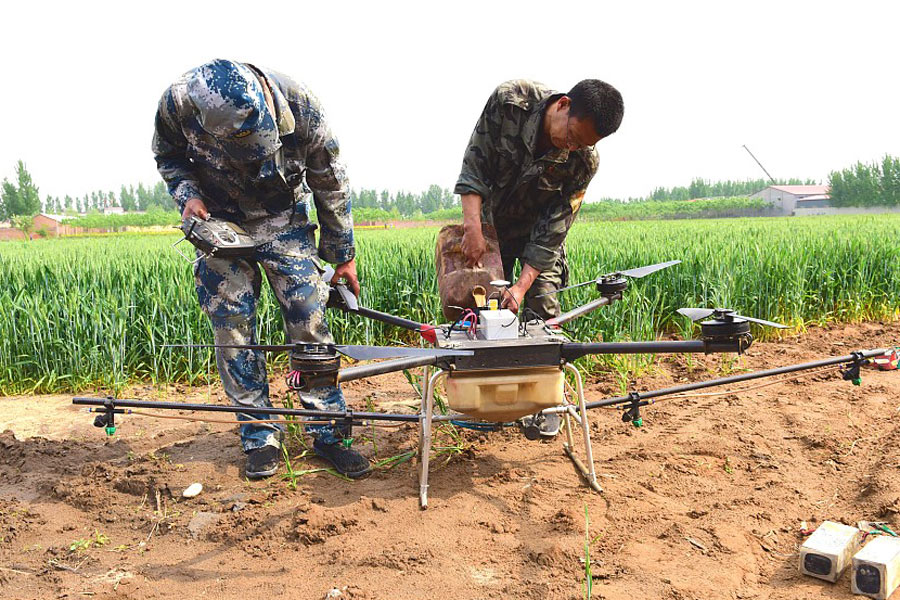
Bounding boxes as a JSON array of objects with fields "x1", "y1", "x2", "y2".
[{"x1": 435, "y1": 224, "x2": 505, "y2": 320}]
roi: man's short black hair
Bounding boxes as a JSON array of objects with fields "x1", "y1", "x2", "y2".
[{"x1": 567, "y1": 79, "x2": 624, "y2": 139}]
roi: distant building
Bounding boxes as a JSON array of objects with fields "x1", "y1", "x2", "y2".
[
  {"x1": 751, "y1": 185, "x2": 830, "y2": 215},
  {"x1": 0, "y1": 214, "x2": 81, "y2": 240},
  {"x1": 33, "y1": 213, "x2": 72, "y2": 235}
]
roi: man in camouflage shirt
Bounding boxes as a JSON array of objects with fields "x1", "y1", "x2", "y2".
[
  {"x1": 153, "y1": 59, "x2": 370, "y2": 479},
  {"x1": 455, "y1": 79, "x2": 624, "y2": 319}
]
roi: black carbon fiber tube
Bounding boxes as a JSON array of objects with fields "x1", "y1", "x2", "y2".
[
  {"x1": 585, "y1": 347, "x2": 890, "y2": 410},
  {"x1": 73, "y1": 397, "x2": 422, "y2": 422},
  {"x1": 561, "y1": 340, "x2": 744, "y2": 360},
  {"x1": 338, "y1": 355, "x2": 439, "y2": 382},
  {"x1": 352, "y1": 306, "x2": 425, "y2": 332}
]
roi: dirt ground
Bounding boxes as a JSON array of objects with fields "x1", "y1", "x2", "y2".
[{"x1": 2, "y1": 322, "x2": 900, "y2": 600}]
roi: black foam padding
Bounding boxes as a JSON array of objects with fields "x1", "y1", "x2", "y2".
[
  {"x1": 856, "y1": 564, "x2": 881, "y2": 594},
  {"x1": 803, "y1": 553, "x2": 833, "y2": 576}
]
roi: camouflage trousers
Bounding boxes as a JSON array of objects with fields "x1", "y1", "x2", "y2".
[
  {"x1": 194, "y1": 213, "x2": 345, "y2": 451},
  {"x1": 501, "y1": 244, "x2": 569, "y2": 320}
]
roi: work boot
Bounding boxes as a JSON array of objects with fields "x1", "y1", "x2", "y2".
[
  {"x1": 313, "y1": 439, "x2": 372, "y2": 479},
  {"x1": 245, "y1": 444, "x2": 280, "y2": 479},
  {"x1": 519, "y1": 412, "x2": 561, "y2": 440}
]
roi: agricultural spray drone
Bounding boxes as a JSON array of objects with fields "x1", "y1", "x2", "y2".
[{"x1": 74, "y1": 256, "x2": 898, "y2": 508}]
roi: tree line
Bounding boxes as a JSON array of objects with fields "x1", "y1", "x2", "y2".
[
  {"x1": 38, "y1": 182, "x2": 172, "y2": 214},
  {"x1": 642, "y1": 177, "x2": 818, "y2": 203},
  {"x1": 829, "y1": 155, "x2": 900, "y2": 207},
  {"x1": 0, "y1": 160, "x2": 173, "y2": 220},
  {"x1": 349, "y1": 184, "x2": 458, "y2": 214},
  {"x1": 4, "y1": 154, "x2": 900, "y2": 231}
]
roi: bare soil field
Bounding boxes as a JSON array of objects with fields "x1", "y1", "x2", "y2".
[{"x1": 2, "y1": 322, "x2": 900, "y2": 600}]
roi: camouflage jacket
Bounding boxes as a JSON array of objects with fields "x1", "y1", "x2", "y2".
[
  {"x1": 152, "y1": 64, "x2": 354, "y2": 264},
  {"x1": 454, "y1": 79, "x2": 599, "y2": 272}
]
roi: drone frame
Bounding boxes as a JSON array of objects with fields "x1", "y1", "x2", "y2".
[{"x1": 71, "y1": 260, "x2": 895, "y2": 508}]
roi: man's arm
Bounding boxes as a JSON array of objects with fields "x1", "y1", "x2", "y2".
[
  {"x1": 455, "y1": 89, "x2": 505, "y2": 266},
  {"x1": 151, "y1": 89, "x2": 204, "y2": 217},
  {"x1": 298, "y1": 91, "x2": 359, "y2": 296},
  {"x1": 460, "y1": 193, "x2": 486, "y2": 267}
]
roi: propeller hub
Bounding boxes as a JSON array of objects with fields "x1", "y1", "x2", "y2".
[
  {"x1": 595, "y1": 276, "x2": 628, "y2": 296},
  {"x1": 289, "y1": 344, "x2": 340, "y2": 391},
  {"x1": 699, "y1": 318, "x2": 751, "y2": 343}
]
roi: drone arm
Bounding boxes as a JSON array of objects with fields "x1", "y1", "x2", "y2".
[
  {"x1": 547, "y1": 296, "x2": 614, "y2": 327},
  {"x1": 327, "y1": 285, "x2": 437, "y2": 343},
  {"x1": 585, "y1": 347, "x2": 893, "y2": 411},
  {"x1": 337, "y1": 354, "x2": 443, "y2": 383},
  {"x1": 560, "y1": 339, "x2": 745, "y2": 361},
  {"x1": 352, "y1": 305, "x2": 427, "y2": 332}
]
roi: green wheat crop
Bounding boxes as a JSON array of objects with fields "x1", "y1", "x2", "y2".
[{"x1": 2, "y1": 214, "x2": 899, "y2": 394}]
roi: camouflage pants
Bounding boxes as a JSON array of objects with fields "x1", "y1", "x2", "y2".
[
  {"x1": 502, "y1": 245, "x2": 569, "y2": 320},
  {"x1": 194, "y1": 213, "x2": 345, "y2": 451}
]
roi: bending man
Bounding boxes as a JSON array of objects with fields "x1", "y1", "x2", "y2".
[
  {"x1": 153, "y1": 59, "x2": 370, "y2": 479},
  {"x1": 455, "y1": 78, "x2": 624, "y2": 318}
]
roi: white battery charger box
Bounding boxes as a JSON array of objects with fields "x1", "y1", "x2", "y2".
[
  {"x1": 477, "y1": 309, "x2": 519, "y2": 340},
  {"x1": 852, "y1": 535, "x2": 900, "y2": 599},
  {"x1": 799, "y1": 521, "x2": 864, "y2": 582}
]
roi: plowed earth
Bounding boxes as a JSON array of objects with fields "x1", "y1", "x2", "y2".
[{"x1": 2, "y1": 322, "x2": 900, "y2": 600}]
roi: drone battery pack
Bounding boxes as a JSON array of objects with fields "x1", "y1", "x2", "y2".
[
  {"x1": 799, "y1": 521, "x2": 864, "y2": 582},
  {"x1": 852, "y1": 535, "x2": 900, "y2": 599},
  {"x1": 477, "y1": 309, "x2": 519, "y2": 340}
]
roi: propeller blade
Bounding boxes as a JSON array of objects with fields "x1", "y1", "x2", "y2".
[
  {"x1": 163, "y1": 343, "x2": 294, "y2": 351},
  {"x1": 536, "y1": 260, "x2": 682, "y2": 298},
  {"x1": 734, "y1": 314, "x2": 789, "y2": 329},
  {"x1": 533, "y1": 278, "x2": 598, "y2": 298},
  {"x1": 677, "y1": 308, "x2": 717, "y2": 322},
  {"x1": 618, "y1": 259, "x2": 681, "y2": 279},
  {"x1": 676, "y1": 308, "x2": 788, "y2": 329},
  {"x1": 334, "y1": 345, "x2": 473, "y2": 361},
  {"x1": 165, "y1": 343, "x2": 473, "y2": 360}
]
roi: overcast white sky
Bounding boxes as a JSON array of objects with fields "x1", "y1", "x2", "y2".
[{"x1": 3, "y1": 0, "x2": 899, "y2": 203}]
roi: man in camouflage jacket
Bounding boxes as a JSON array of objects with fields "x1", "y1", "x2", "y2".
[
  {"x1": 152, "y1": 59, "x2": 370, "y2": 479},
  {"x1": 455, "y1": 79, "x2": 624, "y2": 319}
]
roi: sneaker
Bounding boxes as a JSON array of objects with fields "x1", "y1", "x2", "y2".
[
  {"x1": 245, "y1": 445, "x2": 280, "y2": 479},
  {"x1": 519, "y1": 412, "x2": 561, "y2": 440},
  {"x1": 313, "y1": 440, "x2": 372, "y2": 479}
]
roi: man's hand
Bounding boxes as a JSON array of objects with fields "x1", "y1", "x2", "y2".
[
  {"x1": 182, "y1": 197, "x2": 210, "y2": 221},
  {"x1": 332, "y1": 258, "x2": 360, "y2": 297},
  {"x1": 500, "y1": 283, "x2": 526, "y2": 313},
  {"x1": 500, "y1": 263, "x2": 542, "y2": 313},
  {"x1": 461, "y1": 226, "x2": 486, "y2": 267}
]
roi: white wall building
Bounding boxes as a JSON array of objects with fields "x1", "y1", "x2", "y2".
[{"x1": 750, "y1": 185, "x2": 830, "y2": 215}]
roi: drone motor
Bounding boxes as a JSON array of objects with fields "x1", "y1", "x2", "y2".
[
  {"x1": 287, "y1": 343, "x2": 341, "y2": 391},
  {"x1": 595, "y1": 276, "x2": 629, "y2": 297},
  {"x1": 698, "y1": 312, "x2": 753, "y2": 352}
]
